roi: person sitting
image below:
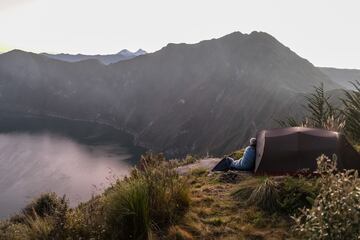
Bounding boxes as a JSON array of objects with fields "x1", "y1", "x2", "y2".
[
  {"x1": 212, "y1": 137, "x2": 257, "y2": 172},
  {"x1": 229, "y1": 137, "x2": 256, "y2": 170}
]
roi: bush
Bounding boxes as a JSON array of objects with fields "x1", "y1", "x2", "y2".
[
  {"x1": 22, "y1": 192, "x2": 67, "y2": 218},
  {"x1": 277, "y1": 176, "x2": 319, "y2": 214},
  {"x1": 0, "y1": 214, "x2": 54, "y2": 240},
  {"x1": 104, "y1": 153, "x2": 191, "y2": 239},
  {"x1": 65, "y1": 196, "x2": 105, "y2": 239},
  {"x1": 0, "y1": 221, "x2": 29, "y2": 240},
  {"x1": 293, "y1": 154, "x2": 360, "y2": 239}
]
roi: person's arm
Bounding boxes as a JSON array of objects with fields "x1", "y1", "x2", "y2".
[{"x1": 239, "y1": 146, "x2": 255, "y2": 170}]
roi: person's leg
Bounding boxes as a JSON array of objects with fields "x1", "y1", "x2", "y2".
[
  {"x1": 225, "y1": 157, "x2": 238, "y2": 169},
  {"x1": 212, "y1": 157, "x2": 234, "y2": 171}
]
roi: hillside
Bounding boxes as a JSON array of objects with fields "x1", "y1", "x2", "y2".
[
  {"x1": 3, "y1": 151, "x2": 356, "y2": 240},
  {"x1": 0, "y1": 31, "x2": 341, "y2": 156},
  {"x1": 319, "y1": 67, "x2": 360, "y2": 90}
]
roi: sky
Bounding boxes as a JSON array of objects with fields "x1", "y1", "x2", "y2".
[{"x1": 0, "y1": 0, "x2": 359, "y2": 68}]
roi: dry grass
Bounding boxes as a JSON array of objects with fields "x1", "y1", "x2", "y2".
[{"x1": 173, "y1": 171, "x2": 294, "y2": 240}]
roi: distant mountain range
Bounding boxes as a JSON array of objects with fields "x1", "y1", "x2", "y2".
[
  {"x1": 42, "y1": 49, "x2": 147, "y2": 65},
  {"x1": 0, "y1": 31, "x2": 357, "y2": 156}
]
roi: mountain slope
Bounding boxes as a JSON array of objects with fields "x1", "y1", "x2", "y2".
[
  {"x1": 0, "y1": 32, "x2": 340, "y2": 156},
  {"x1": 319, "y1": 67, "x2": 360, "y2": 90},
  {"x1": 107, "y1": 31, "x2": 340, "y2": 155},
  {"x1": 42, "y1": 49, "x2": 147, "y2": 65}
]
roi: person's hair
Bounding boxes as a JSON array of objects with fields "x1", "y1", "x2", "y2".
[{"x1": 250, "y1": 138, "x2": 257, "y2": 147}]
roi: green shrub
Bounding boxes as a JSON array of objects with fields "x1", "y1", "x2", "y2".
[
  {"x1": 65, "y1": 196, "x2": 105, "y2": 239},
  {"x1": 0, "y1": 221, "x2": 29, "y2": 240},
  {"x1": 104, "y1": 153, "x2": 191, "y2": 239},
  {"x1": 22, "y1": 192, "x2": 67, "y2": 218},
  {"x1": 277, "y1": 176, "x2": 319, "y2": 214},
  {"x1": 293, "y1": 154, "x2": 360, "y2": 239}
]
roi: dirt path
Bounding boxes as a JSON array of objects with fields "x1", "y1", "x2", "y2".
[{"x1": 176, "y1": 158, "x2": 221, "y2": 175}]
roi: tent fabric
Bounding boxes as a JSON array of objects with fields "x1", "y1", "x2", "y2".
[{"x1": 255, "y1": 127, "x2": 360, "y2": 174}]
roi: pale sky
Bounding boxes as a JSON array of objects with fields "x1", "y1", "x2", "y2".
[{"x1": 0, "y1": 0, "x2": 359, "y2": 68}]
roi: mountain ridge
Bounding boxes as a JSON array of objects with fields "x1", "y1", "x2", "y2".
[
  {"x1": 0, "y1": 31, "x2": 343, "y2": 156},
  {"x1": 41, "y1": 48, "x2": 147, "y2": 65}
]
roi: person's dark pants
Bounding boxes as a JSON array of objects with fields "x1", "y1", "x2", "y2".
[{"x1": 212, "y1": 157, "x2": 233, "y2": 171}]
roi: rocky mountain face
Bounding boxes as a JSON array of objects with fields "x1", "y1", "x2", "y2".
[
  {"x1": 42, "y1": 49, "x2": 147, "y2": 65},
  {"x1": 0, "y1": 31, "x2": 341, "y2": 156},
  {"x1": 319, "y1": 67, "x2": 360, "y2": 90}
]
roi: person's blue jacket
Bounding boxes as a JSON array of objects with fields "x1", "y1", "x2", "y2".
[{"x1": 230, "y1": 146, "x2": 256, "y2": 170}]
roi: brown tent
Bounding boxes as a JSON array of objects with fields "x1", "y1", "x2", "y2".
[{"x1": 255, "y1": 127, "x2": 360, "y2": 174}]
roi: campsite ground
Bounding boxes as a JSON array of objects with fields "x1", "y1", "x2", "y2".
[{"x1": 173, "y1": 159, "x2": 298, "y2": 240}]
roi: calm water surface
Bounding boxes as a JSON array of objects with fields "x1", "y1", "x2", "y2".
[{"x1": 0, "y1": 113, "x2": 145, "y2": 218}]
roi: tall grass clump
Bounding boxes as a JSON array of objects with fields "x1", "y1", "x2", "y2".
[
  {"x1": 293, "y1": 154, "x2": 360, "y2": 239},
  {"x1": 246, "y1": 177, "x2": 280, "y2": 212},
  {"x1": 233, "y1": 176, "x2": 319, "y2": 215},
  {"x1": 104, "y1": 152, "x2": 191, "y2": 239},
  {"x1": 105, "y1": 178, "x2": 151, "y2": 239},
  {"x1": 23, "y1": 213, "x2": 54, "y2": 240}
]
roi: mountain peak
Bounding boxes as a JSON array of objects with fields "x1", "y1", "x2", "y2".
[
  {"x1": 134, "y1": 49, "x2": 147, "y2": 56},
  {"x1": 118, "y1": 49, "x2": 133, "y2": 56}
]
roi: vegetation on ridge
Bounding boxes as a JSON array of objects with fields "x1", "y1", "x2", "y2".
[{"x1": 278, "y1": 81, "x2": 360, "y2": 143}]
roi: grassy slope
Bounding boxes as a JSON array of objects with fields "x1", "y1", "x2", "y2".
[
  {"x1": 176, "y1": 168, "x2": 295, "y2": 240},
  {"x1": 3, "y1": 145, "x2": 359, "y2": 239}
]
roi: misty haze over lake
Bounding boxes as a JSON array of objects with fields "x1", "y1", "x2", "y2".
[{"x1": 0, "y1": 113, "x2": 144, "y2": 218}]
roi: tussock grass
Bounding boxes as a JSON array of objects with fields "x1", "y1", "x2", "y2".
[
  {"x1": 23, "y1": 213, "x2": 54, "y2": 240},
  {"x1": 104, "y1": 152, "x2": 190, "y2": 239},
  {"x1": 105, "y1": 178, "x2": 151, "y2": 239},
  {"x1": 247, "y1": 178, "x2": 280, "y2": 212}
]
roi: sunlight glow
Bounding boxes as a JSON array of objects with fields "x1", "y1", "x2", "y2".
[{"x1": 0, "y1": 0, "x2": 359, "y2": 68}]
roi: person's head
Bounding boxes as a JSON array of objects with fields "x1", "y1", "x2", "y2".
[{"x1": 249, "y1": 137, "x2": 257, "y2": 147}]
